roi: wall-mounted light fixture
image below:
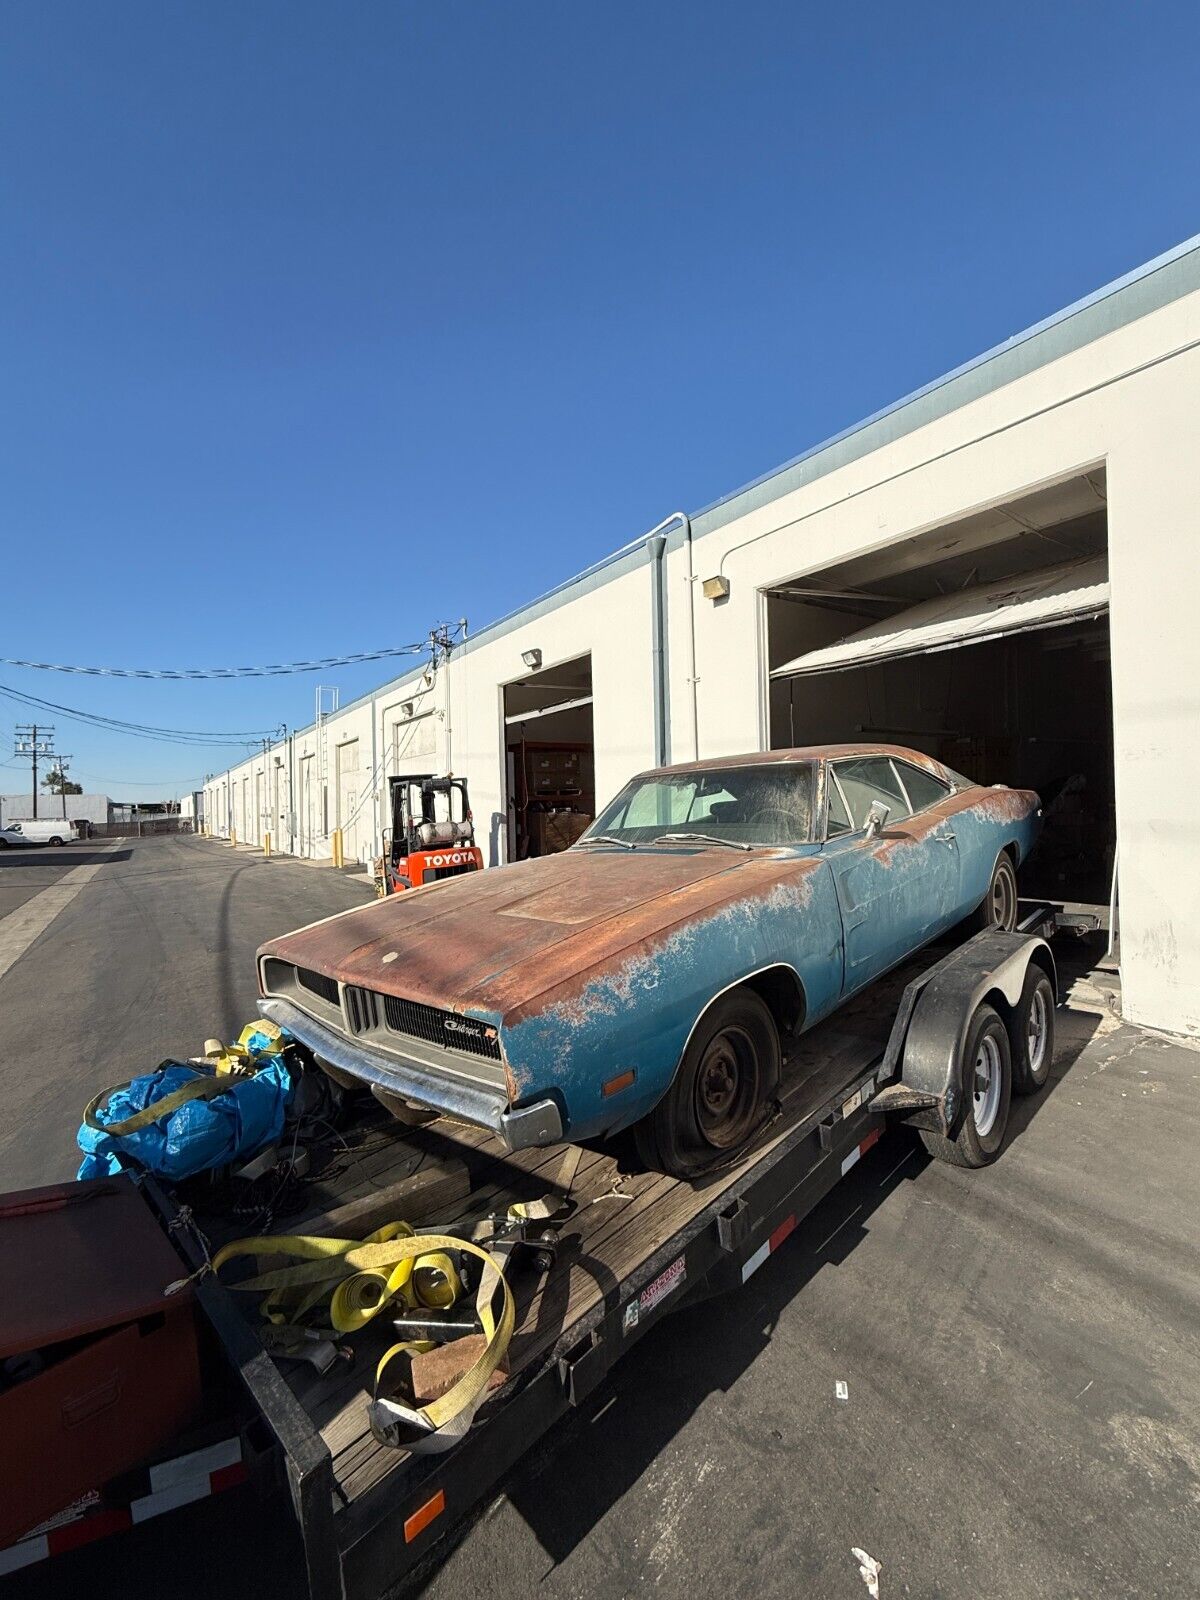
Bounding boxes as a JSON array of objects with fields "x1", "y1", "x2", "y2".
[
  {"x1": 400, "y1": 700, "x2": 415, "y2": 717},
  {"x1": 521, "y1": 648, "x2": 542, "y2": 670},
  {"x1": 702, "y1": 575, "x2": 730, "y2": 601}
]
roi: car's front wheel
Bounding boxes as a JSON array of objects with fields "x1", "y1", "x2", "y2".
[{"x1": 634, "y1": 989, "x2": 780, "y2": 1177}]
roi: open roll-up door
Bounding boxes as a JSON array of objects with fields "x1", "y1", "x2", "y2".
[{"x1": 771, "y1": 555, "x2": 1109, "y2": 679}]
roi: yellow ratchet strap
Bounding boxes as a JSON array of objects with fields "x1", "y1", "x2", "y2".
[{"x1": 213, "y1": 1226, "x2": 514, "y2": 1450}]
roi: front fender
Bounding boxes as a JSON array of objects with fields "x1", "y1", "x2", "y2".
[{"x1": 501, "y1": 865, "x2": 844, "y2": 1140}]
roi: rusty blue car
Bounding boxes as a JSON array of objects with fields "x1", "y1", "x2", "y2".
[{"x1": 257, "y1": 745, "x2": 1041, "y2": 1175}]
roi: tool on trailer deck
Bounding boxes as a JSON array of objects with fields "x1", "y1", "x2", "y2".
[{"x1": 212, "y1": 1221, "x2": 515, "y2": 1453}]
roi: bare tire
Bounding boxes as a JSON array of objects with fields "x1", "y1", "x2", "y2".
[
  {"x1": 920, "y1": 1002, "x2": 1011, "y2": 1168},
  {"x1": 1013, "y1": 967, "x2": 1055, "y2": 1095},
  {"x1": 967, "y1": 853, "x2": 1018, "y2": 933},
  {"x1": 634, "y1": 990, "x2": 780, "y2": 1177}
]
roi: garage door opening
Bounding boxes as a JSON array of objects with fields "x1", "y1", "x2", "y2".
[
  {"x1": 765, "y1": 470, "x2": 1115, "y2": 914},
  {"x1": 503, "y1": 653, "x2": 595, "y2": 859}
]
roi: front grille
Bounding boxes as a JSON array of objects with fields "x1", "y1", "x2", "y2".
[
  {"x1": 382, "y1": 994, "x2": 501, "y2": 1060},
  {"x1": 343, "y1": 986, "x2": 380, "y2": 1035},
  {"x1": 297, "y1": 967, "x2": 340, "y2": 1007}
]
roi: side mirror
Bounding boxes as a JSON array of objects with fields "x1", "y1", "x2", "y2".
[{"x1": 864, "y1": 800, "x2": 890, "y2": 841}]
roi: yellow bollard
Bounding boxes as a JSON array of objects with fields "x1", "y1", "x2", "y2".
[
  {"x1": 331, "y1": 828, "x2": 344, "y2": 869},
  {"x1": 264, "y1": 831, "x2": 271, "y2": 858},
  {"x1": 230, "y1": 828, "x2": 237, "y2": 848}
]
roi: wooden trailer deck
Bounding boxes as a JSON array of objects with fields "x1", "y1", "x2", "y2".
[{"x1": 206, "y1": 974, "x2": 905, "y2": 1513}]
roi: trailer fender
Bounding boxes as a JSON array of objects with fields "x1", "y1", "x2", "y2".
[{"x1": 894, "y1": 932, "x2": 1056, "y2": 1137}]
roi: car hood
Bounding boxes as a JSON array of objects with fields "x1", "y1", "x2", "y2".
[{"x1": 260, "y1": 844, "x2": 822, "y2": 1023}]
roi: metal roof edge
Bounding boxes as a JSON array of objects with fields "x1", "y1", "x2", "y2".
[{"x1": 689, "y1": 232, "x2": 1200, "y2": 542}]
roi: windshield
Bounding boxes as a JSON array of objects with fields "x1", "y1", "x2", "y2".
[{"x1": 581, "y1": 762, "x2": 816, "y2": 848}]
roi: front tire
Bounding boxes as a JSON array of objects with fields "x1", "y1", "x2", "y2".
[
  {"x1": 920, "y1": 1002, "x2": 1012, "y2": 1168},
  {"x1": 634, "y1": 990, "x2": 780, "y2": 1177}
]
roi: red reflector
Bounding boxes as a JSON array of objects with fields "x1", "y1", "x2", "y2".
[
  {"x1": 404, "y1": 1489, "x2": 446, "y2": 1544},
  {"x1": 602, "y1": 1069, "x2": 636, "y2": 1098},
  {"x1": 769, "y1": 1214, "x2": 797, "y2": 1252},
  {"x1": 210, "y1": 1461, "x2": 249, "y2": 1494},
  {"x1": 860, "y1": 1126, "x2": 882, "y2": 1156}
]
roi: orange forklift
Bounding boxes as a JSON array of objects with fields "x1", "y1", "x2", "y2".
[{"x1": 373, "y1": 773, "x2": 483, "y2": 894}]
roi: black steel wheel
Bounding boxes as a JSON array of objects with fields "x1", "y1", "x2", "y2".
[{"x1": 634, "y1": 990, "x2": 780, "y2": 1177}]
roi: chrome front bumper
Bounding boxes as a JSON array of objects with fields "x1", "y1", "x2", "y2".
[{"x1": 258, "y1": 995, "x2": 564, "y2": 1152}]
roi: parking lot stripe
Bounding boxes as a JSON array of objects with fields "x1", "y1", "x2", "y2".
[{"x1": 0, "y1": 843, "x2": 124, "y2": 983}]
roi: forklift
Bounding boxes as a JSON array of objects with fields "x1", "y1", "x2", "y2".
[{"x1": 373, "y1": 773, "x2": 483, "y2": 894}]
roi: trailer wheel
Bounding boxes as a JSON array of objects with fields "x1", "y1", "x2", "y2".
[
  {"x1": 966, "y1": 853, "x2": 1018, "y2": 934},
  {"x1": 920, "y1": 1002, "x2": 1011, "y2": 1168},
  {"x1": 1012, "y1": 967, "x2": 1056, "y2": 1095},
  {"x1": 635, "y1": 990, "x2": 780, "y2": 1177}
]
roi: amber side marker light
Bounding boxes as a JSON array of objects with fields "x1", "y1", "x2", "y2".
[
  {"x1": 404, "y1": 1489, "x2": 446, "y2": 1544},
  {"x1": 602, "y1": 1069, "x2": 636, "y2": 1098}
]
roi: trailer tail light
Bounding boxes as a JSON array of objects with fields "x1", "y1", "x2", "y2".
[
  {"x1": 602, "y1": 1070, "x2": 636, "y2": 1098},
  {"x1": 404, "y1": 1488, "x2": 446, "y2": 1544}
]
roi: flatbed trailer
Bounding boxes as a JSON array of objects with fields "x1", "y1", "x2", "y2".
[
  {"x1": 4, "y1": 908, "x2": 1087, "y2": 1595},
  {"x1": 130, "y1": 906, "x2": 1076, "y2": 1600}
]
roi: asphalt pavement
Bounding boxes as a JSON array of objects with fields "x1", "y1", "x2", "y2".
[{"x1": 3, "y1": 837, "x2": 1198, "y2": 1599}]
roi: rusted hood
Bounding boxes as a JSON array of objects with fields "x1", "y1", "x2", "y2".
[{"x1": 260, "y1": 845, "x2": 821, "y2": 1020}]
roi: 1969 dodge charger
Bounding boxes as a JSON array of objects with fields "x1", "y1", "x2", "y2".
[{"x1": 257, "y1": 745, "x2": 1041, "y2": 1175}]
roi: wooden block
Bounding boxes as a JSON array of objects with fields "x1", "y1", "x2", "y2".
[
  {"x1": 302, "y1": 1159, "x2": 471, "y2": 1238},
  {"x1": 409, "y1": 1335, "x2": 509, "y2": 1405}
]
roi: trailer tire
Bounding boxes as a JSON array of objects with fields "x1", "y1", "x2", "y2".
[
  {"x1": 634, "y1": 990, "x2": 780, "y2": 1177},
  {"x1": 919, "y1": 1002, "x2": 1011, "y2": 1168},
  {"x1": 1012, "y1": 967, "x2": 1055, "y2": 1095},
  {"x1": 966, "y1": 853, "x2": 1019, "y2": 934}
]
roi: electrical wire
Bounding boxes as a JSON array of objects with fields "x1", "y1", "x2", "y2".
[
  {"x1": 0, "y1": 642, "x2": 431, "y2": 680},
  {"x1": 0, "y1": 683, "x2": 277, "y2": 747}
]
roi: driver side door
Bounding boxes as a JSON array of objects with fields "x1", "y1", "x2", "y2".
[{"x1": 822, "y1": 756, "x2": 958, "y2": 992}]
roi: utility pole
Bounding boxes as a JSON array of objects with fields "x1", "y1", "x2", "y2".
[
  {"x1": 56, "y1": 755, "x2": 74, "y2": 819},
  {"x1": 14, "y1": 724, "x2": 55, "y2": 819}
]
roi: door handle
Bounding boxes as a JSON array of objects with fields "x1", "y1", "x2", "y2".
[{"x1": 940, "y1": 832, "x2": 957, "y2": 847}]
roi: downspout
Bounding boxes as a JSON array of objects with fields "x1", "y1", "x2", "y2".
[
  {"x1": 648, "y1": 534, "x2": 668, "y2": 766},
  {"x1": 642, "y1": 512, "x2": 697, "y2": 762},
  {"x1": 370, "y1": 692, "x2": 379, "y2": 857}
]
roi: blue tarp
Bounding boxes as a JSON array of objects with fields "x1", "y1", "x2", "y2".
[{"x1": 77, "y1": 1059, "x2": 293, "y2": 1181}]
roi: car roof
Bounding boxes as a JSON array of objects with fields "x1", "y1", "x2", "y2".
[{"x1": 636, "y1": 744, "x2": 956, "y2": 782}]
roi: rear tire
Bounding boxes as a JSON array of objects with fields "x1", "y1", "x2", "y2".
[
  {"x1": 634, "y1": 990, "x2": 780, "y2": 1178},
  {"x1": 1012, "y1": 967, "x2": 1056, "y2": 1095},
  {"x1": 967, "y1": 853, "x2": 1018, "y2": 934},
  {"x1": 920, "y1": 1002, "x2": 1011, "y2": 1168},
  {"x1": 49, "y1": 835, "x2": 65, "y2": 847}
]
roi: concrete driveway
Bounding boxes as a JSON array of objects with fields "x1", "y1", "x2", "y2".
[{"x1": 2, "y1": 836, "x2": 1197, "y2": 1599}]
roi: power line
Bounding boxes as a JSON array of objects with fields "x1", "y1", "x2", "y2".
[
  {"x1": 0, "y1": 643, "x2": 430, "y2": 680},
  {"x1": 0, "y1": 684, "x2": 278, "y2": 747}
]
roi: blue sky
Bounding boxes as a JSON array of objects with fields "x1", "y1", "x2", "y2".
[{"x1": 2, "y1": 1, "x2": 1198, "y2": 795}]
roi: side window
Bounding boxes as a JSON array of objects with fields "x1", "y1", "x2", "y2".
[
  {"x1": 897, "y1": 761, "x2": 951, "y2": 814},
  {"x1": 826, "y1": 772, "x2": 852, "y2": 837},
  {"x1": 833, "y1": 757, "x2": 912, "y2": 829}
]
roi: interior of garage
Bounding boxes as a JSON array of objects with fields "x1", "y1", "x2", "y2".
[
  {"x1": 503, "y1": 653, "x2": 595, "y2": 858},
  {"x1": 765, "y1": 470, "x2": 1115, "y2": 911}
]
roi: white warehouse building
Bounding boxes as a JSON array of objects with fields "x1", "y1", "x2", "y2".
[{"x1": 205, "y1": 236, "x2": 1200, "y2": 1040}]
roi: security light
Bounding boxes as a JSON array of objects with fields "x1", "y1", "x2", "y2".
[
  {"x1": 702, "y1": 575, "x2": 731, "y2": 601},
  {"x1": 521, "y1": 648, "x2": 542, "y2": 669},
  {"x1": 401, "y1": 700, "x2": 415, "y2": 717}
]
